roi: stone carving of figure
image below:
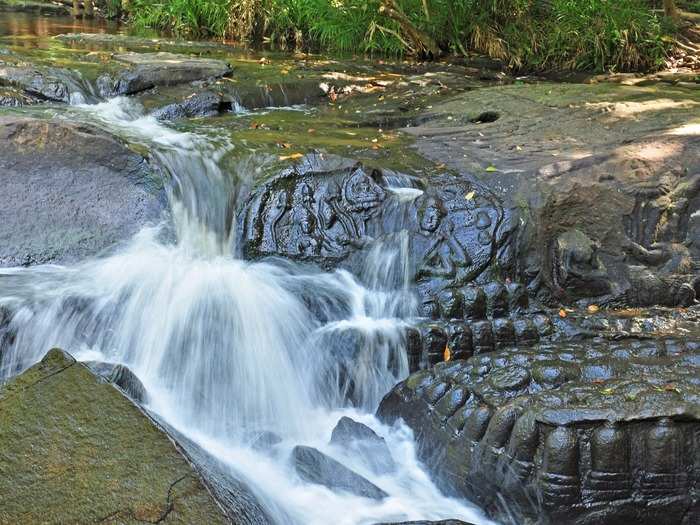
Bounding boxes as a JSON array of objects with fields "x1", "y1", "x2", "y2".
[
  {"x1": 318, "y1": 181, "x2": 355, "y2": 253},
  {"x1": 292, "y1": 206, "x2": 319, "y2": 256},
  {"x1": 261, "y1": 190, "x2": 289, "y2": 250},
  {"x1": 416, "y1": 196, "x2": 473, "y2": 281},
  {"x1": 342, "y1": 167, "x2": 386, "y2": 238}
]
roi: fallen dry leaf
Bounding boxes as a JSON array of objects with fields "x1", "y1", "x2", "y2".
[{"x1": 279, "y1": 153, "x2": 304, "y2": 161}]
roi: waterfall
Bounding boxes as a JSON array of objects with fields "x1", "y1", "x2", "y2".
[{"x1": 0, "y1": 97, "x2": 494, "y2": 525}]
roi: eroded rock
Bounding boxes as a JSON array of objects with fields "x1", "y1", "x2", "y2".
[
  {"x1": 377, "y1": 340, "x2": 700, "y2": 525},
  {"x1": 0, "y1": 116, "x2": 166, "y2": 267}
]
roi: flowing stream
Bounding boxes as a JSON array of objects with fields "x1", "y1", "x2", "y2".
[{"x1": 0, "y1": 96, "x2": 494, "y2": 525}]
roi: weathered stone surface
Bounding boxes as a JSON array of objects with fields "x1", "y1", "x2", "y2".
[
  {"x1": 291, "y1": 445, "x2": 389, "y2": 500},
  {"x1": 0, "y1": 116, "x2": 166, "y2": 267},
  {"x1": 238, "y1": 153, "x2": 519, "y2": 317},
  {"x1": 0, "y1": 64, "x2": 92, "y2": 103},
  {"x1": 330, "y1": 416, "x2": 396, "y2": 474},
  {"x1": 377, "y1": 339, "x2": 700, "y2": 525},
  {"x1": 0, "y1": 349, "x2": 229, "y2": 524},
  {"x1": 406, "y1": 83, "x2": 700, "y2": 309},
  {"x1": 97, "y1": 52, "x2": 232, "y2": 97},
  {"x1": 151, "y1": 89, "x2": 231, "y2": 120}
]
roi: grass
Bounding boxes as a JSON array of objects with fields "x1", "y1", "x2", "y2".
[{"x1": 125, "y1": 0, "x2": 675, "y2": 72}]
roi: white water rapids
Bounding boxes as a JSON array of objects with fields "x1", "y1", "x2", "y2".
[{"x1": 0, "y1": 97, "x2": 495, "y2": 525}]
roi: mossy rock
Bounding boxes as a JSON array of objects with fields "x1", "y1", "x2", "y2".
[{"x1": 0, "y1": 349, "x2": 229, "y2": 524}]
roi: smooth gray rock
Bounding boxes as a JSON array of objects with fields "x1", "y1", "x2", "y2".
[
  {"x1": 0, "y1": 116, "x2": 166, "y2": 267},
  {"x1": 292, "y1": 445, "x2": 388, "y2": 500}
]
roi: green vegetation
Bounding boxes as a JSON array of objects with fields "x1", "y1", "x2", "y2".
[{"x1": 123, "y1": 0, "x2": 675, "y2": 72}]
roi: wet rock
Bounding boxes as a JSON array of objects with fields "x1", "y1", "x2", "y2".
[
  {"x1": 0, "y1": 64, "x2": 92, "y2": 103},
  {"x1": 0, "y1": 349, "x2": 229, "y2": 524},
  {"x1": 97, "y1": 52, "x2": 232, "y2": 97},
  {"x1": 85, "y1": 361, "x2": 149, "y2": 404},
  {"x1": 377, "y1": 340, "x2": 700, "y2": 525},
  {"x1": 0, "y1": 116, "x2": 166, "y2": 267},
  {"x1": 291, "y1": 445, "x2": 389, "y2": 500},
  {"x1": 330, "y1": 416, "x2": 396, "y2": 474},
  {"x1": 151, "y1": 90, "x2": 231, "y2": 120},
  {"x1": 238, "y1": 153, "x2": 519, "y2": 307}
]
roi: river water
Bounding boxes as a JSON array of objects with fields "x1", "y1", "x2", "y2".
[{"x1": 0, "y1": 63, "x2": 495, "y2": 525}]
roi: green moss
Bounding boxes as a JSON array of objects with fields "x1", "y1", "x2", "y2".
[{"x1": 0, "y1": 349, "x2": 227, "y2": 524}]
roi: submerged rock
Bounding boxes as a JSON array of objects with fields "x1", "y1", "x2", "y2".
[
  {"x1": 0, "y1": 349, "x2": 229, "y2": 524},
  {"x1": 291, "y1": 445, "x2": 389, "y2": 500},
  {"x1": 97, "y1": 52, "x2": 232, "y2": 97},
  {"x1": 377, "y1": 340, "x2": 700, "y2": 525},
  {"x1": 0, "y1": 116, "x2": 166, "y2": 267},
  {"x1": 330, "y1": 416, "x2": 396, "y2": 475}
]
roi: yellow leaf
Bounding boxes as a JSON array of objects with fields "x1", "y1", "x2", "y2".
[
  {"x1": 279, "y1": 153, "x2": 304, "y2": 161},
  {"x1": 485, "y1": 165, "x2": 497, "y2": 172},
  {"x1": 558, "y1": 309, "x2": 567, "y2": 318},
  {"x1": 587, "y1": 304, "x2": 600, "y2": 314},
  {"x1": 465, "y1": 191, "x2": 475, "y2": 200},
  {"x1": 443, "y1": 345, "x2": 451, "y2": 362},
  {"x1": 601, "y1": 388, "x2": 614, "y2": 395}
]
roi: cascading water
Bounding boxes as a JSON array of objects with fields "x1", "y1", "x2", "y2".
[{"x1": 0, "y1": 97, "x2": 495, "y2": 525}]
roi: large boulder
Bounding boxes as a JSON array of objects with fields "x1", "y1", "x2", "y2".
[
  {"x1": 0, "y1": 349, "x2": 230, "y2": 524},
  {"x1": 0, "y1": 116, "x2": 166, "y2": 267},
  {"x1": 97, "y1": 52, "x2": 232, "y2": 97},
  {"x1": 377, "y1": 338, "x2": 700, "y2": 525}
]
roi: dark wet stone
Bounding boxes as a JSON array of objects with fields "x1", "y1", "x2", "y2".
[
  {"x1": 237, "y1": 153, "x2": 519, "y2": 319},
  {"x1": 0, "y1": 116, "x2": 166, "y2": 267},
  {"x1": 377, "y1": 340, "x2": 700, "y2": 525},
  {"x1": 291, "y1": 445, "x2": 388, "y2": 500},
  {"x1": 330, "y1": 416, "x2": 396, "y2": 474},
  {"x1": 151, "y1": 90, "x2": 231, "y2": 120},
  {"x1": 97, "y1": 52, "x2": 232, "y2": 97},
  {"x1": 85, "y1": 361, "x2": 149, "y2": 404}
]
